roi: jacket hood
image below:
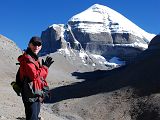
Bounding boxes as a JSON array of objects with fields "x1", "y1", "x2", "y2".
[
  {"x1": 18, "y1": 53, "x2": 32, "y2": 63},
  {"x1": 18, "y1": 48, "x2": 39, "y2": 63}
]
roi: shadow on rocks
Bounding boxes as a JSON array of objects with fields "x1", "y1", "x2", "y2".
[{"x1": 45, "y1": 47, "x2": 160, "y2": 104}]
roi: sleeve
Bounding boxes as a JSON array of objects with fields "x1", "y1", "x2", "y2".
[{"x1": 25, "y1": 62, "x2": 48, "y2": 81}]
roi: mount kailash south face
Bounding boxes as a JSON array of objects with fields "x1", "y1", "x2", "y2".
[{"x1": 40, "y1": 4, "x2": 155, "y2": 69}]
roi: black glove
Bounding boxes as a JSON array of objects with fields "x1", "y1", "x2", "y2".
[{"x1": 42, "y1": 56, "x2": 54, "y2": 68}]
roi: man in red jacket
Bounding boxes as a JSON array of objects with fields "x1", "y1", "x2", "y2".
[{"x1": 18, "y1": 36, "x2": 54, "y2": 120}]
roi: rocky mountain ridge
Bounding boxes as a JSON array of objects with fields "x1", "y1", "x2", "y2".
[
  {"x1": 0, "y1": 34, "x2": 21, "y2": 79},
  {"x1": 40, "y1": 4, "x2": 155, "y2": 67}
]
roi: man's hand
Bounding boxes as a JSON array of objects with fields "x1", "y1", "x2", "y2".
[
  {"x1": 42, "y1": 56, "x2": 54, "y2": 68},
  {"x1": 39, "y1": 97, "x2": 44, "y2": 103}
]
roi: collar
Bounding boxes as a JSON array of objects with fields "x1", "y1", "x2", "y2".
[{"x1": 25, "y1": 47, "x2": 39, "y2": 61}]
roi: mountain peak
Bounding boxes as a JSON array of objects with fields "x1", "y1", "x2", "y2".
[
  {"x1": 91, "y1": 3, "x2": 104, "y2": 7},
  {"x1": 41, "y1": 3, "x2": 155, "y2": 61},
  {"x1": 69, "y1": 4, "x2": 155, "y2": 41},
  {"x1": 88, "y1": 3, "x2": 112, "y2": 13},
  {"x1": 69, "y1": 3, "x2": 115, "y2": 23}
]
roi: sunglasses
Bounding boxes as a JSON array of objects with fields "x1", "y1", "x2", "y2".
[{"x1": 32, "y1": 42, "x2": 42, "y2": 46}]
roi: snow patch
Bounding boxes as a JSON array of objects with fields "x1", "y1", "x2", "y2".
[
  {"x1": 79, "y1": 51, "x2": 88, "y2": 63},
  {"x1": 91, "y1": 54, "x2": 125, "y2": 67},
  {"x1": 91, "y1": 54, "x2": 107, "y2": 65},
  {"x1": 58, "y1": 48, "x2": 71, "y2": 56}
]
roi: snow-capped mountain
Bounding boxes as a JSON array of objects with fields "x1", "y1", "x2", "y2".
[
  {"x1": 40, "y1": 4, "x2": 156, "y2": 68},
  {"x1": 69, "y1": 4, "x2": 155, "y2": 41}
]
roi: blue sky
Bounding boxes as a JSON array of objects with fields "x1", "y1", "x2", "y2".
[{"x1": 0, "y1": 0, "x2": 159, "y2": 49}]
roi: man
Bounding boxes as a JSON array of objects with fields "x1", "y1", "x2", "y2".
[{"x1": 18, "y1": 36, "x2": 53, "y2": 120}]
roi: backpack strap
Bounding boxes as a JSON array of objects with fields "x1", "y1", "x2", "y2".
[{"x1": 16, "y1": 63, "x2": 20, "y2": 65}]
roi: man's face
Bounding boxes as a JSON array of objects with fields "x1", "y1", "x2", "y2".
[{"x1": 29, "y1": 43, "x2": 42, "y2": 55}]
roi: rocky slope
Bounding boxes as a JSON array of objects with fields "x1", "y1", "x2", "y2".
[
  {"x1": 0, "y1": 34, "x2": 73, "y2": 120},
  {"x1": 45, "y1": 34, "x2": 160, "y2": 120},
  {"x1": 0, "y1": 35, "x2": 22, "y2": 79}
]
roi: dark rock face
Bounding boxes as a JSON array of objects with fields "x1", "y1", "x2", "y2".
[
  {"x1": 111, "y1": 33, "x2": 146, "y2": 44},
  {"x1": 40, "y1": 24, "x2": 147, "y2": 62},
  {"x1": 71, "y1": 30, "x2": 113, "y2": 44},
  {"x1": 40, "y1": 25, "x2": 67, "y2": 56},
  {"x1": 41, "y1": 27, "x2": 59, "y2": 54},
  {"x1": 148, "y1": 35, "x2": 160, "y2": 49},
  {"x1": 67, "y1": 24, "x2": 146, "y2": 60}
]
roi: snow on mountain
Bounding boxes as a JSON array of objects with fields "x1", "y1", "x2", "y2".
[
  {"x1": 41, "y1": 4, "x2": 156, "y2": 69},
  {"x1": 49, "y1": 24, "x2": 65, "y2": 38},
  {"x1": 69, "y1": 4, "x2": 155, "y2": 42}
]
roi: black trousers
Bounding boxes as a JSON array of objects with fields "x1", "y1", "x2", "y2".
[{"x1": 23, "y1": 101, "x2": 40, "y2": 120}]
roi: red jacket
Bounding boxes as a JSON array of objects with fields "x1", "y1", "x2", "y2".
[{"x1": 18, "y1": 52, "x2": 49, "y2": 101}]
